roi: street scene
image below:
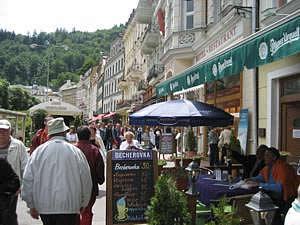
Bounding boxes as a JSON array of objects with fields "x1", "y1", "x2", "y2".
[{"x1": 1, "y1": 0, "x2": 300, "y2": 225}]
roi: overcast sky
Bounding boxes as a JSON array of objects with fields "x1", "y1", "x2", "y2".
[{"x1": 0, "y1": 0, "x2": 139, "y2": 35}]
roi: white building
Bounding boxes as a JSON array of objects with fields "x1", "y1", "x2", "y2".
[
  {"x1": 76, "y1": 69, "x2": 92, "y2": 120},
  {"x1": 103, "y1": 37, "x2": 125, "y2": 113}
]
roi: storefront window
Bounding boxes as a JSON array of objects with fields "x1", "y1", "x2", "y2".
[
  {"x1": 205, "y1": 74, "x2": 241, "y2": 113},
  {"x1": 216, "y1": 75, "x2": 240, "y2": 98},
  {"x1": 281, "y1": 76, "x2": 300, "y2": 96}
]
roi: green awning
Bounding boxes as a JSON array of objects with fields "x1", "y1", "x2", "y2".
[
  {"x1": 156, "y1": 45, "x2": 246, "y2": 96},
  {"x1": 246, "y1": 16, "x2": 300, "y2": 68},
  {"x1": 156, "y1": 15, "x2": 300, "y2": 97}
]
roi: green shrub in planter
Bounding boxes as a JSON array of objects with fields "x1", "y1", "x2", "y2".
[
  {"x1": 187, "y1": 128, "x2": 196, "y2": 152},
  {"x1": 205, "y1": 198, "x2": 240, "y2": 225},
  {"x1": 145, "y1": 175, "x2": 192, "y2": 225}
]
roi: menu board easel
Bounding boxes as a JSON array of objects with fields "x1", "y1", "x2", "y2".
[
  {"x1": 159, "y1": 133, "x2": 175, "y2": 154},
  {"x1": 106, "y1": 150, "x2": 158, "y2": 225}
]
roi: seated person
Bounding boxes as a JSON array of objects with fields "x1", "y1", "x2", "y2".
[
  {"x1": 231, "y1": 144, "x2": 267, "y2": 178},
  {"x1": 246, "y1": 147, "x2": 299, "y2": 224},
  {"x1": 120, "y1": 131, "x2": 140, "y2": 150},
  {"x1": 284, "y1": 184, "x2": 300, "y2": 225}
]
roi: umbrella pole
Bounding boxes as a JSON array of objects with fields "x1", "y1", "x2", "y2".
[{"x1": 181, "y1": 127, "x2": 185, "y2": 167}]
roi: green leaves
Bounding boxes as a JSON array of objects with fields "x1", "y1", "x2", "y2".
[
  {"x1": 0, "y1": 25, "x2": 125, "y2": 90},
  {"x1": 145, "y1": 175, "x2": 192, "y2": 225},
  {"x1": 205, "y1": 198, "x2": 240, "y2": 225},
  {"x1": 0, "y1": 78, "x2": 9, "y2": 108}
]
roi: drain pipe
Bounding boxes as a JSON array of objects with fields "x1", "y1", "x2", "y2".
[{"x1": 251, "y1": 0, "x2": 260, "y2": 152}]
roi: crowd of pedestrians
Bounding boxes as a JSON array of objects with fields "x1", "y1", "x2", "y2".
[
  {"x1": 0, "y1": 117, "x2": 107, "y2": 225},
  {"x1": 1, "y1": 116, "x2": 300, "y2": 225},
  {"x1": 0, "y1": 115, "x2": 160, "y2": 225}
]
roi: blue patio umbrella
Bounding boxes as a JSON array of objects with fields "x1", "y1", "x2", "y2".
[{"x1": 129, "y1": 99, "x2": 234, "y2": 127}]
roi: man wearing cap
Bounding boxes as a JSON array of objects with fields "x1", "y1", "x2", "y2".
[
  {"x1": 21, "y1": 117, "x2": 92, "y2": 225},
  {"x1": 0, "y1": 119, "x2": 28, "y2": 224}
]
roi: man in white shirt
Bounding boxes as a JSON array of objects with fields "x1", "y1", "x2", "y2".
[
  {"x1": 22, "y1": 118, "x2": 92, "y2": 225},
  {"x1": 119, "y1": 131, "x2": 140, "y2": 150},
  {"x1": 218, "y1": 127, "x2": 232, "y2": 164}
]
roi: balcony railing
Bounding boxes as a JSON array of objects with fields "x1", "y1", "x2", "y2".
[
  {"x1": 126, "y1": 63, "x2": 143, "y2": 80},
  {"x1": 141, "y1": 25, "x2": 160, "y2": 55},
  {"x1": 137, "y1": 80, "x2": 148, "y2": 94},
  {"x1": 163, "y1": 30, "x2": 196, "y2": 54},
  {"x1": 147, "y1": 64, "x2": 164, "y2": 82},
  {"x1": 119, "y1": 79, "x2": 130, "y2": 90},
  {"x1": 116, "y1": 100, "x2": 132, "y2": 110}
]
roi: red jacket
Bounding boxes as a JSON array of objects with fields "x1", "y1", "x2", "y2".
[
  {"x1": 29, "y1": 129, "x2": 49, "y2": 155},
  {"x1": 75, "y1": 140, "x2": 105, "y2": 197}
]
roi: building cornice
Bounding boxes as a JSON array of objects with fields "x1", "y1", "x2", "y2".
[{"x1": 106, "y1": 51, "x2": 125, "y2": 64}]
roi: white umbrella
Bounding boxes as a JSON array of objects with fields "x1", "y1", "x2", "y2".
[{"x1": 29, "y1": 101, "x2": 82, "y2": 117}]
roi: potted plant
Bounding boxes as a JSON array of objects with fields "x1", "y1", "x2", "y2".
[
  {"x1": 205, "y1": 198, "x2": 241, "y2": 225},
  {"x1": 186, "y1": 127, "x2": 197, "y2": 158},
  {"x1": 145, "y1": 175, "x2": 192, "y2": 225},
  {"x1": 174, "y1": 155, "x2": 202, "y2": 168}
]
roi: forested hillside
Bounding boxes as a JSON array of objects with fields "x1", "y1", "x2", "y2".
[{"x1": 0, "y1": 25, "x2": 125, "y2": 90}]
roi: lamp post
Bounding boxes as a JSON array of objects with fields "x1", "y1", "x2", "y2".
[
  {"x1": 30, "y1": 41, "x2": 69, "y2": 102},
  {"x1": 185, "y1": 160, "x2": 201, "y2": 225},
  {"x1": 245, "y1": 187, "x2": 278, "y2": 225}
]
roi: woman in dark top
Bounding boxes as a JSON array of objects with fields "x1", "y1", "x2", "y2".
[
  {"x1": 0, "y1": 158, "x2": 20, "y2": 225},
  {"x1": 231, "y1": 144, "x2": 267, "y2": 178}
]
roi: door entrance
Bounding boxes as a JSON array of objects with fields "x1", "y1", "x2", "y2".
[{"x1": 282, "y1": 102, "x2": 300, "y2": 162}]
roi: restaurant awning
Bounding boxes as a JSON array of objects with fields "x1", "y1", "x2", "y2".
[
  {"x1": 156, "y1": 11, "x2": 300, "y2": 97},
  {"x1": 103, "y1": 112, "x2": 116, "y2": 119}
]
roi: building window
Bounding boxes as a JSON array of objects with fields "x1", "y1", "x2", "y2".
[
  {"x1": 281, "y1": 75, "x2": 300, "y2": 96},
  {"x1": 185, "y1": 0, "x2": 194, "y2": 30},
  {"x1": 186, "y1": 0, "x2": 194, "y2": 12},
  {"x1": 186, "y1": 15, "x2": 194, "y2": 30}
]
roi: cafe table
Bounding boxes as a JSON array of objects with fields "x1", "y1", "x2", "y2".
[
  {"x1": 195, "y1": 175, "x2": 258, "y2": 206},
  {"x1": 205, "y1": 163, "x2": 244, "y2": 173}
]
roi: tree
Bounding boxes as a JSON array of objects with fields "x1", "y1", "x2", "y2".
[
  {"x1": 8, "y1": 87, "x2": 40, "y2": 111},
  {"x1": 0, "y1": 25, "x2": 126, "y2": 87},
  {"x1": 31, "y1": 109, "x2": 48, "y2": 132},
  {"x1": 52, "y1": 72, "x2": 79, "y2": 90},
  {"x1": 0, "y1": 78, "x2": 9, "y2": 108}
]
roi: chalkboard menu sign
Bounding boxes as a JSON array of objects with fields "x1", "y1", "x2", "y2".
[
  {"x1": 107, "y1": 150, "x2": 158, "y2": 225},
  {"x1": 159, "y1": 133, "x2": 175, "y2": 154}
]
